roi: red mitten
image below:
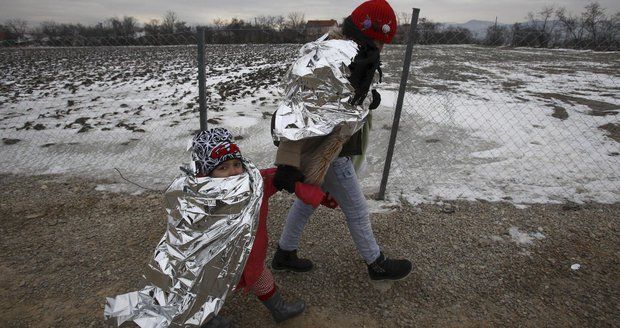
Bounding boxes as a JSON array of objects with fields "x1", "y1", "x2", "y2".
[
  {"x1": 321, "y1": 193, "x2": 339, "y2": 209},
  {"x1": 294, "y1": 182, "x2": 325, "y2": 208}
]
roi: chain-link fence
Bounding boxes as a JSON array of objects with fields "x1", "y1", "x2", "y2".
[
  {"x1": 1, "y1": 25, "x2": 618, "y2": 203},
  {"x1": 0, "y1": 28, "x2": 332, "y2": 47},
  {"x1": 380, "y1": 22, "x2": 620, "y2": 204},
  {"x1": 0, "y1": 32, "x2": 301, "y2": 189}
]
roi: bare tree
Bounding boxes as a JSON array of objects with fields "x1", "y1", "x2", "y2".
[
  {"x1": 122, "y1": 16, "x2": 138, "y2": 36},
  {"x1": 597, "y1": 11, "x2": 619, "y2": 47},
  {"x1": 286, "y1": 12, "x2": 306, "y2": 30},
  {"x1": 144, "y1": 19, "x2": 161, "y2": 36},
  {"x1": 485, "y1": 18, "x2": 508, "y2": 46},
  {"x1": 273, "y1": 15, "x2": 286, "y2": 31},
  {"x1": 212, "y1": 18, "x2": 228, "y2": 29},
  {"x1": 398, "y1": 12, "x2": 411, "y2": 26},
  {"x1": 254, "y1": 15, "x2": 285, "y2": 30},
  {"x1": 526, "y1": 6, "x2": 556, "y2": 46},
  {"x1": 5, "y1": 18, "x2": 29, "y2": 39},
  {"x1": 106, "y1": 17, "x2": 123, "y2": 36},
  {"x1": 417, "y1": 17, "x2": 439, "y2": 44},
  {"x1": 38, "y1": 21, "x2": 60, "y2": 37},
  {"x1": 174, "y1": 20, "x2": 190, "y2": 33},
  {"x1": 582, "y1": 1, "x2": 606, "y2": 42},
  {"x1": 556, "y1": 7, "x2": 586, "y2": 46},
  {"x1": 162, "y1": 10, "x2": 179, "y2": 33},
  {"x1": 608, "y1": 11, "x2": 620, "y2": 47},
  {"x1": 255, "y1": 15, "x2": 272, "y2": 29}
]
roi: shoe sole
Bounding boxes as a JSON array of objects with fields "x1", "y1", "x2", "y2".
[
  {"x1": 369, "y1": 269, "x2": 412, "y2": 281},
  {"x1": 271, "y1": 263, "x2": 313, "y2": 272}
]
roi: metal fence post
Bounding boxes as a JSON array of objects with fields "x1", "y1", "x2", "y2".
[
  {"x1": 377, "y1": 8, "x2": 420, "y2": 200},
  {"x1": 197, "y1": 27, "x2": 207, "y2": 131}
]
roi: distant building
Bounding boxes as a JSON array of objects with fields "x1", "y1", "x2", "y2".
[
  {"x1": 305, "y1": 19, "x2": 338, "y2": 38},
  {"x1": 0, "y1": 31, "x2": 6, "y2": 41}
]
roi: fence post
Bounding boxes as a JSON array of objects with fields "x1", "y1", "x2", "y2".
[
  {"x1": 197, "y1": 27, "x2": 207, "y2": 131},
  {"x1": 377, "y1": 8, "x2": 420, "y2": 200}
]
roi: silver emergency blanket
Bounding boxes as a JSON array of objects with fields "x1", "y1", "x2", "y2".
[
  {"x1": 104, "y1": 160, "x2": 263, "y2": 328},
  {"x1": 273, "y1": 34, "x2": 370, "y2": 141}
]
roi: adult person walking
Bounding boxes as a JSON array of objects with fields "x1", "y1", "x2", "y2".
[{"x1": 270, "y1": 0, "x2": 412, "y2": 281}]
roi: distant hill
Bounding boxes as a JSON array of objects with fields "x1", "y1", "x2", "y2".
[{"x1": 441, "y1": 20, "x2": 511, "y2": 40}]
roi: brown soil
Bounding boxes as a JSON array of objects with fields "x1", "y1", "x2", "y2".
[
  {"x1": 534, "y1": 93, "x2": 619, "y2": 117},
  {"x1": 599, "y1": 123, "x2": 620, "y2": 143},
  {"x1": 1, "y1": 174, "x2": 619, "y2": 327}
]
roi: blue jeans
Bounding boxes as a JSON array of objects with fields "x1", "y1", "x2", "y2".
[{"x1": 278, "y1": 156, "x2": 381, "y2": 264}]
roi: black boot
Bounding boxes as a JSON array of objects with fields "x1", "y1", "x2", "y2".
[
  {"x1": 367, "y1": 252, "x2": 412, "y2": 281},
  {"x1": 271, "y1": 245, "x2": 313, "y2": 272},
  {"x1": 201, "y1": 315, "x2": 232, "y2": 328},
  {"x1": 261, "y1": 291, "x2": 306, "y2": 323}
]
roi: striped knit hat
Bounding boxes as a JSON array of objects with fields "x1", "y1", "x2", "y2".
[{"x1": 191, "y1": 128, "x2": 243, "y2": 176}]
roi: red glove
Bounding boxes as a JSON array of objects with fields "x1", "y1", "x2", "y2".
[
  {"x1": 294, "y1": 182, "x2": 325, "y2": 208},
  {"x1": 321, "y1": 193, "x2": 339, "y2": 209}
]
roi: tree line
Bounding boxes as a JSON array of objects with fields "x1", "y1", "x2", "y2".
[
  {"x1": 413, "y1": 2, "x2": 619, "y2": 50},
  {"x1": 1, "y1": 2, "x2": 618, "y2": 50},
  {"x1": 0, "y1": 10, "x2": 316, "y2": 45},
  {"x1": 484, "y1": 2, "x2": 619, "y2": 50}
]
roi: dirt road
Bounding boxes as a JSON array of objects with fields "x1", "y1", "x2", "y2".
[{"x1": 1, "y1": 174, "x2": 618, "y2": 327}]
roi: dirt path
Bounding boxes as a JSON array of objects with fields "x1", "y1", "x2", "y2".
[{"x1": 1, "y1": 174, "x2": 618, "y2": 327}]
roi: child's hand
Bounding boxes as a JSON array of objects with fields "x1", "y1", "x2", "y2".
[{"x1": 294, "y1": 182, "x2": 325, "y2": 208}]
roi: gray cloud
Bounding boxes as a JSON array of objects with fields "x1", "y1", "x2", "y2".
[{"x1": 1, "y1": 0, "x2": 619, "y2": 26}]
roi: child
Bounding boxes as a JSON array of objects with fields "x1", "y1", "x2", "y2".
[
  {"x1": 104, "y1": 128, "x2": 309, "y2": 328},
  {"x1": 193, "y1": 128, "x2": 306, "y2": 327}
]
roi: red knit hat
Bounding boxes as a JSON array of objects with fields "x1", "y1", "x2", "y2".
[{"x1": 350, "y1": 0, "x2": 398, "y2": 44}]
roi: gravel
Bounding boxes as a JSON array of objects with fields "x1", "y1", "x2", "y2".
[{"x1": 0, "y1": 173, "x2": 618, "y2": 327}]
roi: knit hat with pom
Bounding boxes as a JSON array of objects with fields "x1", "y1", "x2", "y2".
[
  {"x1": 191, "y1": 128, "x2": 243, "y2": 176},
  {"x1": 350, "y1": 0, "x2": 398, "y2": 44}
]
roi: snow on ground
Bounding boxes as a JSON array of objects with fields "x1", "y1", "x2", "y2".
[
  {"x1": 372, "y1": 45, "x2": 619, "y2": 205},
  {"x1": 507, "y1": 226, "x2": 546, "y2": 246},
  {"x1": 0, "y1": 44, "x2": 618, "y2": 205},
  {"x1": 95, "y1": 183, "x2": 145, "y2": 195}
]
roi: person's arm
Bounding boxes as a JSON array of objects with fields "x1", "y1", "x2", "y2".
[
  {"x1": 274, "y1": 139, "x2": 302, "y2": 168},
  {"x1": 273, "y1": 140, "x2": 305, "y2": 194},
  {"x1": 369, "y1": 89, "x2": 381, "y2": 110}
]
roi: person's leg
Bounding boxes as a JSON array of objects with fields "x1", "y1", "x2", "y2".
[
  {"x1": 273, "y1": 198, "x2": 315, "y2": 271},
  {"x1": 321, "y1": 157, "x2": 381, "y2": 264},
  {"x1": 252, "y1": 267, "x2": 306, "y2": 323},
  {"x1": 251, "y1": 267, "x2": 277, "y2": 300},
  {"x1": 278, "y1": 199, "x2": 315, "y2": 251},
  {"x1": 323, "y1": 157, "x2": 412, "y2": 280}
]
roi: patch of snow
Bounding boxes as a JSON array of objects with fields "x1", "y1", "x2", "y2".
[
  {"x1": 490, "y1": 235, "x2": 504, "y2": 242},
  {"x1": 95, "y1": 183, "x2": 145, "y2": 195},
  {"x1": 508, "y1": 226, "x2": 546, "y2": 246},
  {"x1": 367, "y1": 198, "x2": 401, "y2": 214}
]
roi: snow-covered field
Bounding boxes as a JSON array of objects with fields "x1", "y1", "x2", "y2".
[{"x1": 0, "y1": 44, "x2": 618, "y2": 205}]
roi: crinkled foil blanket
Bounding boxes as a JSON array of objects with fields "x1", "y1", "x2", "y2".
[
  {"x1": 104, "y1": 161, "x2": 263, "y2": 327},
  {"x1": 273, "y1": 34, "x2": 371, "y2": 141}
]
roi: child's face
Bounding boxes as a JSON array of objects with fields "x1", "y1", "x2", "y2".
[{"x1": 209, "y1": 159, "x2": 244, "y2": 178}]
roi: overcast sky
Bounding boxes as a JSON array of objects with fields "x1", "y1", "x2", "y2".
[{"x1": 1, "y1": 0, "x2": 619, "y2": 26}]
